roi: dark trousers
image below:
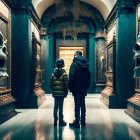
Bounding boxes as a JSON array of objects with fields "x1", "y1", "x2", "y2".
[
  {"x1": 73, "y1": 94, "x2": 86, "y2": 122},
  {"x1": 54, "y1": 97, "x2": 64, "y2": 121}
]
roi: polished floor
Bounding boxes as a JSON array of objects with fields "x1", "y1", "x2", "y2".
[{"x1": 0, "y1": 94, "x2": 140, "y2": 140}]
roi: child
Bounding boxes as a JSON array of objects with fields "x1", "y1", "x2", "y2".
[{"x1": 50, "y1": 58, "x2": 68, "y2": 126}]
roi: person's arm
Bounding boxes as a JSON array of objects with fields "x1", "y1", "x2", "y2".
[
  {"x1": 87, "y1": 69, "x2": 91, "y2": 89},
  {"x1": 63, "y1": 73, "x2": 69, "y2": 97},
  {"x1": 49, "y1": 74, "x2": 53, "y2": 90},
  {"x1": 69, "y1": 63, "x2": 76, "y2": 92}
]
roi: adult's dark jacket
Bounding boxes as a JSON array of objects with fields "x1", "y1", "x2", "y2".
[{"x1": 69, "y1": 56, "x2": 91, "y2": 96}]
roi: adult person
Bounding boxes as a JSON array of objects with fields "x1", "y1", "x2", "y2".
[{"x1": 69, "y1": 51, "x2": 91, "y2": 128}]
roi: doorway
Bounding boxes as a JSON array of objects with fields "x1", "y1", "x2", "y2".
[{"x1": 59, "y1": 47, "x2": 84, "y2": 74}]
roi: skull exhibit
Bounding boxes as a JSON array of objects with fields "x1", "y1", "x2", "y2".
[{"x1": 0, "y1": 31, "x2": 8, "y2": 77}]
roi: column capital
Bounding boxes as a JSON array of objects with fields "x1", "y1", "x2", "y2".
[
  {"x1": 6, "y1": 0, "x2": 32, "y2": 13},
  {"x1": 40, "y1": 28, "x2": 47, "y2": 36},
  {"x1": 95, "y1": 29, "x2": 106, "y2": 40},
  {"x1": 117, "y1": 0, "x2": 136, "y2": 14}
]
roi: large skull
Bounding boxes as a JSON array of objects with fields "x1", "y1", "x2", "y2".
[{"x1": 0, "y1": 31, "x2": 8, "y2": 77}]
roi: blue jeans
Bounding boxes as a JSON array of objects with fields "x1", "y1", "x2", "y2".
[{"x1": 54, "y1": 97, "x2": 64, "y2": 121}]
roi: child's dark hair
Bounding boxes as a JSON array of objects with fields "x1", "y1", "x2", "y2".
[
  {"x1": 76, "y1": 50, "x2": 82, "y2": 56},
  {"x1": 56, "y1": 58, "x2": 64, "y2": 68}
]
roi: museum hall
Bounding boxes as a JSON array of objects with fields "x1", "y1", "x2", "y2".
[{"x1": 0, "y1": 0, "x2": 140, "y2": 140}]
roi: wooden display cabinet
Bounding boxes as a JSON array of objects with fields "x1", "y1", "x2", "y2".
[
  {"x1": 125, "y1": 34, "x2": 140, "y2": 123},
  {"x1": 0, "y1": 0, "x2": 16, "y2": 124},
  {"x1": 29, "y1": 32, "x2": 46, "y2": 108},
  {"x1": 101, "y1": 36, "x2": 118, "y2": 108},
  {"x1": 125, "y1": 4, "x2": 140, "y2": 124}
]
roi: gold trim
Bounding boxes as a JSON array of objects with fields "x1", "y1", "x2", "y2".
[
  {"x1": 0, "y1": 12, "x2": 10, "y2": 22},
  {"x1": 135, "y1": 89, "x2": 140, "y2": 93},
  {"x1": 0, "y1": 89, "x2": 11, "y2": 94},
  {"x1": 105, "y1": 5, "x2": 117, "y2": 27},
  {"x1": 1, "y1": 0, "x2": 11, "y2": 12}
]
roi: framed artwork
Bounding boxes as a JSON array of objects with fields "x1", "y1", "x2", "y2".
[
  {"x1": 31, "y1": 32, "x2": 43, "y2": 88},
  {"x1": 106, "y1": 41, "x2": 115, "y2": 73},
  {"x1": 137, "y1": 4, "x2": 140, "y2": 36},
  {"x1": 138, "y1": 20, "x2": 140, "y2": 34},
  {"x1": 95, "y1": 39, "x2": 106, "y2": 83},
  {"x1": 0, "y1": 8, "x2": 11, "y2": 93},
  {"x1": 105, "y1": 39, "x2": 116, "y2": 87},
  {"x1": 107, "y1": 46, "x2": 113, "y2": 72},
  {"x1": 35, "y1": 43, "x2": 42, "y2": 86},
  {"x1": 135, "y1": 4, "x2": 140, "y2": 91}
]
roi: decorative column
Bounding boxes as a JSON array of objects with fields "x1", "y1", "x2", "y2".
[
  {"x1": 95, "y1": 30, "x2": 106, "y2": 93},
  {"x1": 116, "y1": 0, "x2": 136, "y2": 108},
  {"x1": 88, "y1": 33, "x2": 95, "y2": 93},
  {"x1": 125, "y1": 2, "x2": 140, "y2": 124},
  {"x1": 11, "y1": 0, "x2": 32, "y2": 108},
  {"x1": 40, "y1": 29, "x2": 49, "y2": 93},
  {"x1": 46, "y1": 34, "x2": 54, "y2": 93}
]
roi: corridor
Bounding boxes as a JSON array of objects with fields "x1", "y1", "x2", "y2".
[{"x1": 0, "y1": 94, "x2": 140, "y2": 140}]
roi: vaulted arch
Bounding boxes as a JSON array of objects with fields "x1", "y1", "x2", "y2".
[{"x1": 32, "y1": 0, "x2": 117, "y2": 20}]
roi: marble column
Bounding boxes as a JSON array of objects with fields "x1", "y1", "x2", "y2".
[
  {"x1": 40, "y1": 34, "x2": 49, "y2": 93},
  {"x1": 46, "y1": 34, "x2": 54, "y2": 93},
  {"x1": 116, "y1": 0, "x2": 136, "y2": 108},
  {"x1": 88, "y1": 34, "x2": 95, "y2": 93},
  {"x1": 11, "y1": 0, "x2": 32, "y2": 108}
]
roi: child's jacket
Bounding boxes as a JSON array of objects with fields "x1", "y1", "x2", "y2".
[{"x1": 50, "y1": 68, "x2": 68, "y2": 97}]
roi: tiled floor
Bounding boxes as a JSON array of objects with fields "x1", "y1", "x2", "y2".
[{"x1": 0, "y1": 94, "x2": 140, "y2": 140}]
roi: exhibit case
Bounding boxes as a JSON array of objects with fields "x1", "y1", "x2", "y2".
[
  {"x1": 101, "y1": 35, "x2": 117, "y2": 108},
  {"x1": 125, "y1": 4, "x2": 140, "y2": 123},
  {"x1": 0, "y1": 0, "x2": 16, "y2": 124},
  {"x1": 29, "y1": 32, "x2": 45, "y2": 108}
]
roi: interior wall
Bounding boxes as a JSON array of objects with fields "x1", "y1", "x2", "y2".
[
  {"x1": 40, "y1": 1, "x2": 106, "y2": 93},
  {"x1": 55, "y1": 37, "x2": 88, "y2": 58}
]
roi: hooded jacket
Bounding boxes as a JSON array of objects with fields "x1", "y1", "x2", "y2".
[
  {"x1": 69, "y1": 56, "x2": 91, "y2": 96},
  {"x1": 50, "y1": 68, "x2": 68, "y2": 97}
]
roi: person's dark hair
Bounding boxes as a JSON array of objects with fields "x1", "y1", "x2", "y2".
[
  {"x1": 76, "y1": 50, "x2": 82, "y2": 56},
  {"x1": 56, "y1": 58, "x2": 64, "y2": 68}
]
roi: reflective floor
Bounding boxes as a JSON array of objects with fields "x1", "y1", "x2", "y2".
[{"x1": 0, "y1": 94, "x2": 140, "y2": 140}]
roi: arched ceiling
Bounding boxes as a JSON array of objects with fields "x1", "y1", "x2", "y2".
[{"x1": 32, "y1": 0, "x2": 117, "y2": 20}]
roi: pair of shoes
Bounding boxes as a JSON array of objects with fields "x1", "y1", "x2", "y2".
[
  {"x1": 69, "y1": 120, "x2": 80, "y2": 128},
  {"x1": 59, "y1": 120, "x2": 67, "y2": 126}
]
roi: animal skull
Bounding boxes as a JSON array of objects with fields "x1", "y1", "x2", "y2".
[{"x1": 0, "y1": 31, "x2": 8, "y2": 77}]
